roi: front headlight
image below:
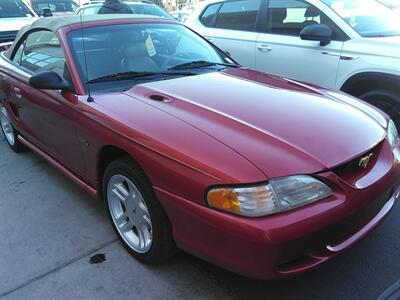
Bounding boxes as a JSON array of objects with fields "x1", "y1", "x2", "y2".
[
  {"x1": 387, "y1": 119, "x2": 398, "y2": 151},
  {"x1": 207, "y1": 175, "x2": 332, "y2": 217}
]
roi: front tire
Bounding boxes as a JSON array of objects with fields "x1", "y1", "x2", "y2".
[
  {"x1": 359, "y1": 90, "x2": 400, "y2": 130},
  {"x1": 0, "y1": 104, "x2": 26, "y2": 153},
  {"x1": 103, "y1": 157, "x2": 177, "y2": 263}
]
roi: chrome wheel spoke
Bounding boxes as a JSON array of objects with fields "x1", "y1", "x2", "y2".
[
  {"x1": 112, "y1": 183, "x2": 129, "y2": 202},
  {"x1": 137, "y1": 196, "x2": 149, "y2": 213},
  {"x1": 119, "y1": 219, "x2": 134, "y2": 233},
  {"x1": 137, "y1": 225, "x2": 146, "y2": 248},
  {"x1": 137, "y1": 223, "x2": 151, "y2": 249},
  {"x1": 142, "y1": 213, "x2": 152, "y2": 227},
  {"x1": 3, "y1": 124, "x2": 11, "y2": 134},
  {"x1": 115, "y1": 211, "x2": 128, "y2": 226}
]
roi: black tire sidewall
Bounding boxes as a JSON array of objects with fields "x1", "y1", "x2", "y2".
[{"x1": 360, "y1": 89, "x2": 400, "y2": 128}]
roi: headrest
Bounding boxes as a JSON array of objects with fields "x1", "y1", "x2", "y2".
[
  {"x1": 271, "y1": 8, "x2": 287, "y2": 22},
  {"x1": 304, "y1": 7, "x2": 320, "y2": 18}
]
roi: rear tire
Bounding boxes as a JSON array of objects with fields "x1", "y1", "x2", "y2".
[
  {"x1": 103, "y1": 156, "x2": 177, "y2": 263},
  {"x1": 0, "y1": 103, "x2": 26, "y2": 153},
  {"x1": 359, "y1": 89, "x2": 400, "y2": 130}
]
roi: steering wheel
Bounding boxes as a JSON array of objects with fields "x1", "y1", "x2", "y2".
[
  {"x1": 162, "y1": 52, "x2": 191, "y2": 69},
  {"x1": 162, "y1": 52, "x2": 209, "y2": 69}
]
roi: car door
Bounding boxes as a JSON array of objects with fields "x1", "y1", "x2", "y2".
[
  {"x1": 255, "y1": 0, "x2": 347, "y2": 89},
  {"x1": 5, "y1": 30, "x2": 86, "y2": 176},
  {"x1": 201, "y1": 0, "x2": 262, "y2": 69}
]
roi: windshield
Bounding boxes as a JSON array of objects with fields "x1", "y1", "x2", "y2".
[
  {"x1": 322, "y1": 0, "x2": 400, "y2": 37},
  {"x1": 0, "y1": 0, "x2": 35, "y2": 18},
  {"x1": 129, "y1": 4, "x2": 172, "y2": 19},
  {"x1": 32, "y1": 0, "x2": 78, "y2": 13},
  {"x1": 81, "y1": 4, "x2": 172, "y2": 18},
  {"x1": 68, "y1": 23, "x2": 228, "y2": 89}
]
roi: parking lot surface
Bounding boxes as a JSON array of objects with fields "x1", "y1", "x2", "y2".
[{"x1": 1, "y1": 136, "x2": 399, "y2": 300}]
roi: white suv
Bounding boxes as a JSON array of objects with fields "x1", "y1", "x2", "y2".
[
  {"x1": 0, "y1": 0, "x2": 38, "y2": 44},
  {"x1": 186, "y1": 0, "x2": 400, "y2": 127}
]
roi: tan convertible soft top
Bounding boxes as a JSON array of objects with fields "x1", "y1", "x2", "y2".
[{"x1": 4, "y1": 14, "x2": 166, "y2": 59}]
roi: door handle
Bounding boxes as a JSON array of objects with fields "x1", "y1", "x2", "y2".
[
  {"x1": 257, "y1": 44, "x2": 272, "y2": 52},
  {"x1": 13, "y1": 87, "x2": 22, "y2": 99},
  {"x1": 321, "y1": 51, "x2": 341, "y2": 57},
  {"x1": 322, "y1": 52, "x2": 359, "y2": 60}
]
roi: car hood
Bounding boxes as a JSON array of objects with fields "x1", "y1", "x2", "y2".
[
  {"x1": 124, "y1": 69, "x2": 387, "y2": 179},
  {"x1": 0, "y1": 17, "x2": 38, "y2": 31}
]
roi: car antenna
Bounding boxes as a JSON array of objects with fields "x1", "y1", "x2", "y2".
[{"x1": 79, "y1": 12, "x2": 94, "y2": 103}]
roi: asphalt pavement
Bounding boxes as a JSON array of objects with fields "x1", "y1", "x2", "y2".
[{"x1": 1, "y1": 135, "x2": 399, "y2": 300}]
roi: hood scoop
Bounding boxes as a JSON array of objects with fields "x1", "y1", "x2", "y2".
[
  {"x1": 126, "y1": 86, "x2": 175, "y2": 103},
  {"x1": 148, "y1": 93, "x2": 174, "y2": 103}
]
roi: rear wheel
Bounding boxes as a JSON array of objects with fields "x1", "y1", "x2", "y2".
[
  {"x1": 0, "y1": 103, "x2": 26, "y2": 153},
  {"x1": 359, "y1": 90, "x2": 400, "y2": 130},
  {"x1": 103, "y1": 157, "x2": 177, "y2": 262}
]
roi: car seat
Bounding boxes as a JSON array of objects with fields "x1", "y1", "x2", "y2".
[
  {"x1": 121, "y1": 42, "x2": 158, "y2": 73},
  {"x1": 302, "y1": 6, "x2": 320, "y2": 27},
  {"x1": 269, "y1": 8, "x2": 288, "y2": 34}
]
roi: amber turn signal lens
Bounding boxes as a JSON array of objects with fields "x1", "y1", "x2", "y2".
[
  {"x1": 207, "y1": 189, "x2": 240, "y2": 212},
  {"x1": 207, "y1": 177, "x2": 331, "y2": 217}
]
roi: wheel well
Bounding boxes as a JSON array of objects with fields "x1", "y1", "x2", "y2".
[
  {"x1": 97, "y1": 145, "x2": 131, "y2": 191},
  {"x1": 341, "y1": 72, "x2": 400, "y2": 97}
]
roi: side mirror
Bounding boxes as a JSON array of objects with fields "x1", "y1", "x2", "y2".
[
  {"x1": 29, "y1": 71, "x2": 71, "y2": 91},
  {"x1": 41, "y1": 8, "x2": 53, "y2": 17},
  {"x1": 300, "y1": 24, "x2": 332, "y2": 46}
]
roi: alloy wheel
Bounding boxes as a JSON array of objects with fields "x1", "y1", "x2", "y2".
[
  {"x1": 107, "y1": 174, "x2": 153, "y2": 253},
  {"x1": 0, "y1": 104, "x2": 15, "y2": 146}
]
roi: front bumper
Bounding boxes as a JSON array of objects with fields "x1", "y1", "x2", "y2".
[{"x1": 155, "y1": 141, "x2": 400, "y2": 279}]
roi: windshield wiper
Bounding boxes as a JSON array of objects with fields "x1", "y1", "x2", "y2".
[
  {"x1": 168, "y1": 60, "x2": 240, "y2": 71},
  {"x1": 87, "y1": 70, "x2": 196, "y2": 84}
]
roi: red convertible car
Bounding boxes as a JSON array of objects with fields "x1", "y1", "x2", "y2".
[{"x1": 0, "y1": 15, "x2": 399, "y2": 279}]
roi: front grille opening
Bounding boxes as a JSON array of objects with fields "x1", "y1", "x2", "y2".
[
  {"x1": 0, "y1": 31, "x2": 18, "y2": 43},
  {"x1": 333, "y1": 142, "x2": 383, "y2": 183}
]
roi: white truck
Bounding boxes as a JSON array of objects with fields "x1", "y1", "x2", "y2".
[{"x1": 0, "y1": 0, "x2": 38, "y2": 50}]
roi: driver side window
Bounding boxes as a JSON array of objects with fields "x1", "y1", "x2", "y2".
[
  {"x1": 266, "y1": 0, "x2": 345, "y2": 40},
  {"x1": 11, "y1": 42, "x2": 24, "y2": 65},
  {"x1": 19, "y1": 31, "x2": 68, "y2": 78}
]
